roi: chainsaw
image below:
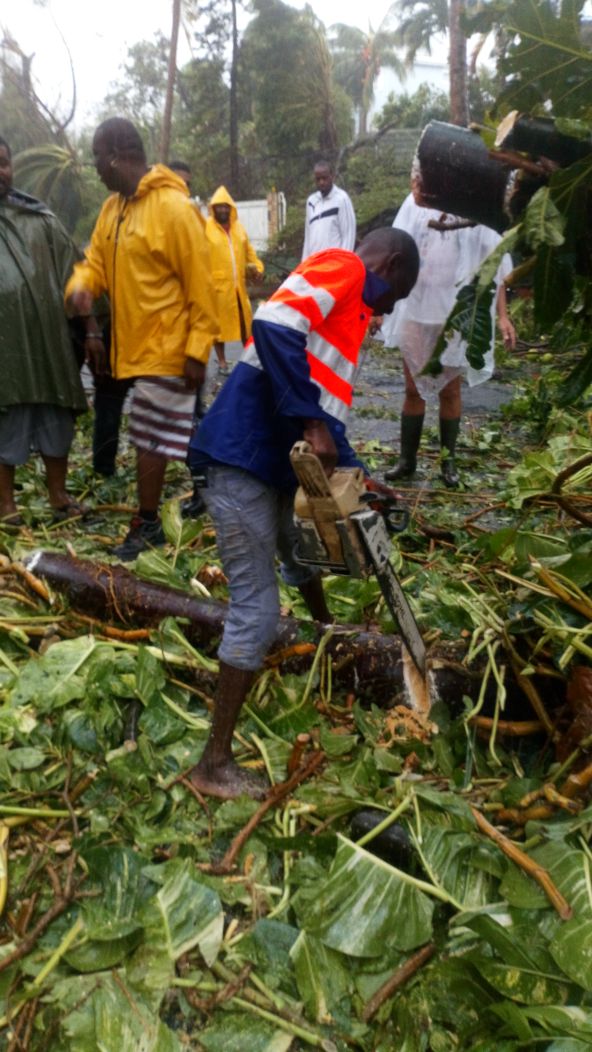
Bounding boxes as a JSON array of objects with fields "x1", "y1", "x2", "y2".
[{"x1": 290, "y1": 442, "x2": 426, "y2": 676}]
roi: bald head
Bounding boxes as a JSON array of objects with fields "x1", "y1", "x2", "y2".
[
  {"x1": 92, "y1": 117, "x2": 148, "y2": 197},
  {"x1": 356, "y1": 227, "x2": 419, "y2": 315},
  {"x1": 94, "y1": 118, "x2": 146, "y2": 163}
]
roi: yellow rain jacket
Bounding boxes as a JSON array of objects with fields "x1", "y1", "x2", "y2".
[
  {"x1": 206, "y1": 186, "x2": 264, "y2": 343},
  {"x1": 65, "y1": 165, "x2": 217, "y2": 379}
]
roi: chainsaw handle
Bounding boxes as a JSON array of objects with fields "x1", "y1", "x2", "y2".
[{"x1": 361, "y1": 492, "x2": 409, "y2": 533}]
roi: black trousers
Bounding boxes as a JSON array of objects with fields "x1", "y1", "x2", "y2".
[{"x1": 92, "y1": 374, "x2": 134, "y2": 476}]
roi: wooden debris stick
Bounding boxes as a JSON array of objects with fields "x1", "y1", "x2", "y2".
[
  {"x1": 543, "y1": 785, "x2": 582, "y2": 813},
  {"x1": 73, "y1": 613, "x2": 151, "y2": 642},
  {"x1": 287, "y1": 734, "x2": 311, "y2": 775},
  {"x1": 560, "y1": 761, "x2": 592, "y2": 800},
  {"x1": 9, "y1": 563, "x2": 51, "y2": 603},
  {"x1": 531, "y1": 562, "x2": 592, "y2": 621},
  {"x1": 470, "y1": 716, "x2": 544, "y2": 737},
  {"x1": 495, "y1": 804, "x2": 554, "y2": 825},
  {"x1": 470, "y1": 806, "x2": 572, "y2": 920},
  {"x1": 504, "y1": 636, "x2": 556, "y2": 737},
  {"x1": 550, "y1": 452, "x2": 592, "y2": 527},
  {"x1": 265, "y1": 643, "x2": 317, "y2": 667},
  {"x1": 0, "y1": 853, "x2": 82, "y2": 976},
  {"x1": 362, "y1": 943, "x2": 436, "y2": 1022},
  {"x1": 200, "y1": 750, "x2": 324, "y2": 876}
]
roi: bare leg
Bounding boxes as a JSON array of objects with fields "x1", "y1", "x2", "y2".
[
  {"x1": 136, "y1": 449, "x2": 167, "y2": 513},
  {"x1": 214, "y1": 341, "x2": 228, "y2": 368},
  {"x1": 41, "y1": 455, "x2": 70, "y2": 509},
  {"x1": 0, "y1": 464, "x2": 17, "y2": 518},
  {"x1": 189, "y1": 661, "x2": 267, "y2": 800},
  {"x1": 438, "y1": 377, "x2": 462, "y2": 488},
  {"x1": 401, "y1": 361, "x2": 426, "y2": 417},
  {"x1": 439, "y1": 375, "x2": 461, "y2": 420}
]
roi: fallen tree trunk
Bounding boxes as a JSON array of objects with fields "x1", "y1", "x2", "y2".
[{"x1": 26, "y1": 550, "x2": 511, "y2": 711}]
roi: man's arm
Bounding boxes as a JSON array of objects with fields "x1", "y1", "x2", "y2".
[
  {"x1": 245, "y1": 234, "x2": 264, "y2": 280},
  {"x1": 64, "y1": 210, "x2": 109, "y2": 312},
  {"x1": 339, "y1": 190, "x2": 356, "y2": 251},
  {"x1": 62, "y1": 214, "x2": 108, "y2": 375},
  {"x1": 496, "y1": 283, "x2": 516, "y2": 350}
]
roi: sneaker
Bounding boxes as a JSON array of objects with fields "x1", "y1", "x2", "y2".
[{"x1": 113, "y1": 516, "x2": 166, "y2": 561}]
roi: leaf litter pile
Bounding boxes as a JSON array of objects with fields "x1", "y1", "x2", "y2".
[{"x1": 0, "y1": 353, "x2": 591, "y2": 1051}]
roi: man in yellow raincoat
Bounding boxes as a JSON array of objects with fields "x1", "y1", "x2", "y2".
[
  {"x1": 206, "y1": 186, "x2": 264, "y2": 373},
  {"x1": 65, "y1": 118, "x2": 217, "y2": 560}
]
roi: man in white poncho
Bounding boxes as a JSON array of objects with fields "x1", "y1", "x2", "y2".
[{"x1": 381, "y1": 189, "x2": 516, "y2": 487}]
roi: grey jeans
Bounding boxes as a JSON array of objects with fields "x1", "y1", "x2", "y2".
[{"x1": 204, "y1": 465, "x2": 315, "y2": 670}]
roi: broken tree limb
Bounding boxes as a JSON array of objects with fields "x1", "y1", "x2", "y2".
[
  {"x1": 470, "y1": 806, "x2": 572, "y2": 920},
  {"x1": 24, "y1": 550, "x2": 492, "y2": 708},
  {"x1": 495, "y1": 113, "x2": 592, "y2": 168},
  {"x1": 362, "y1": 942, "x2": 436, "y2": 1022},
  {"x1": 415, "y1": 121, "x2": 514, "y2": 231}
]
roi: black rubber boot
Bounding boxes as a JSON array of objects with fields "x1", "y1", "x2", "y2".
[
  {"x1": 439, "y1": 417, "x2": 461, "y2": 488},
  {"x1": 385, "y1": 414, "x2": 424, "y2": 481}
]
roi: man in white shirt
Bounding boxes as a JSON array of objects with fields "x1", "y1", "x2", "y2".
[{"x1": 302, "y1": 161, "x2": 356, "y2": 260}]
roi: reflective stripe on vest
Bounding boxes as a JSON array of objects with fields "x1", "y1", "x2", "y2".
[
  {"x1": 241, "y1": 340, "x2": 263, "y2": 368},
  {"x1": 241, "y1": 339, "x2": 350, "y2": 424},
  {"x1": 274, "y1": 273, "x2": 336, "y2": 325}
]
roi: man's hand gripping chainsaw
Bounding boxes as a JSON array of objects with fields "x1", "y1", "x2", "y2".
[{"x1": 290, "y1": 441, "x2": 426, "y2": 676}]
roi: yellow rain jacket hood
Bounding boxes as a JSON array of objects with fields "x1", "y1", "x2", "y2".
[
  {"x1": 65, "y1": 164, "x2": 217, "y2": 380},
  {"x1": 206, "y1": 185, "x2": 264, "y2": 344}
]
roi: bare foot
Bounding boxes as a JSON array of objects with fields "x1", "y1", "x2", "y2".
[{"x1": 188, "y1": 760, "x2": 268, "y2": 800}]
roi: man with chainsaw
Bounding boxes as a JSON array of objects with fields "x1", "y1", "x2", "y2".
[{"x1": 187, "y1": 228, "x2": 420, "y2": 800}]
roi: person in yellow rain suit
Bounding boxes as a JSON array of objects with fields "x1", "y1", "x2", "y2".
[
  {"x1": 65, "y1": 118, "x2": 217, "y2": 560},
  {"x1": 206, "y1": 186, "x2": 264, "y2": 373}
]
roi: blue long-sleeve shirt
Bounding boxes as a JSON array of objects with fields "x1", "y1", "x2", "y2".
[{"x1": 188, "y1": 251, "x2": 389, "y2": 491}]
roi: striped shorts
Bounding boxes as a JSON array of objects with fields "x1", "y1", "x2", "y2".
[{"x1": 128, "y1": 377, "x2": 196, "y2": 461}]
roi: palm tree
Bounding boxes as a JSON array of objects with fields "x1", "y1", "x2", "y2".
[
  {"x1": 329, "y1": 21, "x2": 406, "y2": 136},
  {"x1": 389, "y1": 0, "x2": 469, "y2": 125}
]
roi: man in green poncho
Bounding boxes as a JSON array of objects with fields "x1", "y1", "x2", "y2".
[{"x1": 0, "y1": 135, "x2": 91, "y2": 525}]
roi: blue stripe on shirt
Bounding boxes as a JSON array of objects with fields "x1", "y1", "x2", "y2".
[{"x1": 188, "y1": 320, "x2": 365, "y2": 490}]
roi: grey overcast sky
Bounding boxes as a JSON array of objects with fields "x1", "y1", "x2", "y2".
[{"x1": 2, "y1": 0, "x2": 448, "y2": 128}]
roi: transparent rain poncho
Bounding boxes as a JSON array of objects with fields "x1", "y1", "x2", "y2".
[{"x1": 381, "y1": 194, "x2": 512, "y2": 401}]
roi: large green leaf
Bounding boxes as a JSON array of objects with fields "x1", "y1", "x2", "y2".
[
  {"x1": 419, "y1": 825, "x2": 498, "y2": 908},
  {"x1": 500, "y1": 840, "x2": 592, "y2": 990},
  {"x1": 128, "y1": 860, "x2": 223, "y2": 991},
  {"x1": 296, "y1": 835, "x2": 434, "y2": 956},
  {"x1": 533, "y1": 246, "x2": 576, "y2": 327},
  {"x1": 493, "y1": 1003, "x2": 592, "y2": 1043},
  {"x1": 424, "y1": 278, "x2": 496, "y2": 378},
  {"x1": 557, "y1": 342, "x2": 592, "y2": 405},
  {"x1": 65, "y1": 846, "x2": 153, "y2": 972},
  {"x1": 523, "y1": 187, "x2": 566, "y2": 251},
  {"x1": 54, "y1": 972, "x2": 181, "y2": 1051},
  {"x1": 496, "y1": 0, "x2": 592, "y2": 117},
  {"x1": 469, "y1": 954, "x2": 570, "y2": 1005},
  {"x1": 290, "y1": 931, "x2": 351, "y2": 1023},
  {"x1": 476, "y1": 228, "x2": 520, "y2": 291},
  {"x1": 200, "y1": 1012, "x2": 294, "y2": 1052},
  {"x1": 11, "y1": 635, "x2": 97, "y2": 709}
]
